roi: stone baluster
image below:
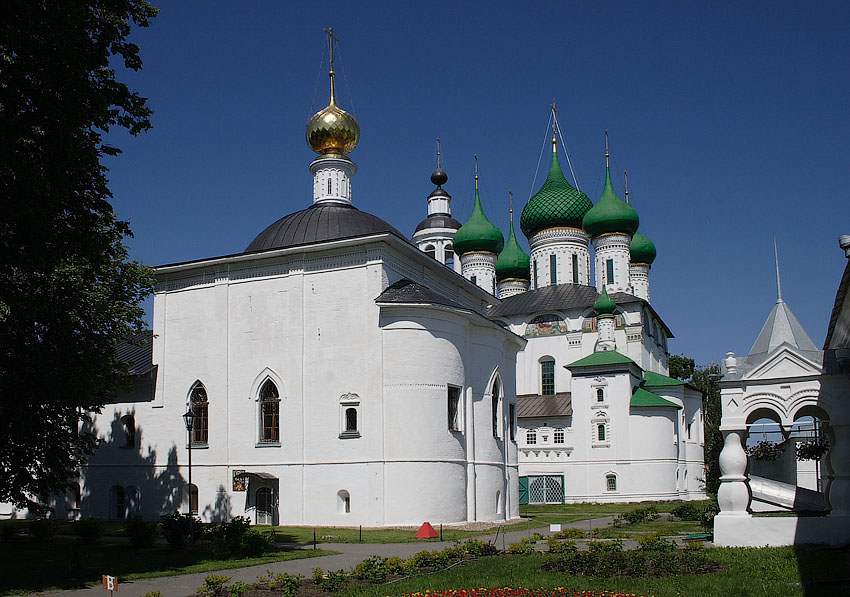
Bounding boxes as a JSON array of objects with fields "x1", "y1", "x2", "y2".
[
  {"x1": 717, "y1": 429, "x2": 750, "y2": 516},
  {"x1": 827, "y1": 423, "x2": 850, "y2": 516}
]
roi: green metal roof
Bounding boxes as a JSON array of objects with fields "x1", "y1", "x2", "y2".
[
  {"x1": 642, "y1": 371, "x2": 686, "y2": 387},
  {"x1": 566, "y1": 350, "x2": 635, "y2": 368},
  {"x1": 631, "y1": 387, "x2": 682, "y2": 409},
  {"x1": 582, "y1": 166, "x2": 639, "y2": 237},
  {"x1": 592, "y1": 285, "x2": 617, "y2": 316},
  {"x1": 630, "y1": 231, "x2": 657, "y2": 265},
  {"x1": 520, "y1": 148, "x2": 593, "y2": 239},
  {"x1": 453, "y1": 188, "x2": 504, "y2": 256},
  {"x1": 496, "y1": 219, "x2": 530, "y2": 281}
]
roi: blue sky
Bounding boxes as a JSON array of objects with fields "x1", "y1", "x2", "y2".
[{"x1": 106, "y1": 1, "x2": 850, "y2": 367}]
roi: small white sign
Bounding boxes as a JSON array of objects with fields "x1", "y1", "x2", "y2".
[{"x1": 549, "y1": 524, "x2": 561, "y2": 532}]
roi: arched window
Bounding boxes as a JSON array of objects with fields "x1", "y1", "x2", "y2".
[
  {"x1": 606, "y1": 259, "x2": 615, "y2": 285},
  {"x1": 424, "y1": 244, "x2": 436, "y2": 260},
  {"x1": 339, "y1": 393, "x2": 361, "y2": 438},
  {"x1": 120, "y1": 414, "x2": 136, "y2": 448},
  {"x1": 549, "y1": 254, "x2": 557, "y2": 285},
  {"x1": 491, "y1": 377, "x2": 502, "y2": 438},
  {"x1": 606, "y1": 474, "x2": 617, "y2": 492},
  {"x1": 190, "y1": 382, "x2": 208, "y2": 444},
  {"x1": 597, "y1": 423, "x2": 606, "y2": 441},
  {"x1": 189, "y1": 484, "x2": 199, "y2": 514},
  {"x1": 496, "y1": 490, "x2": 502, "y2": 514},
  {"x1": 596, "y1": 388, "x2": 605, "y2": 403},
  {"x1": 540, "y1": 358, "x2": 555, "y2": 395},
  {"x1": 445, "y1": 245, "x2": 454, "y2": 268},
  {"x1": 572, "y1": 254, "x2": 579, "y2": 284},
  {"x1": 337, "y1": 490, "x2": 351, "y2": 514},
  {"x1": 327, "y1": 178, "x2": 332, "y2": 194},
  {"x1": 110, "y1": 485, "x2": 125, "y2": 521},
  {"x1": 256, "y1": 487, "x2": 273, "y2": 524},
  {"x1": 260, "y1": 380, "x2": 280, "y2": 443}
]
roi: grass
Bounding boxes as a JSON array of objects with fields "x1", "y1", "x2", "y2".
[
  {"x1": 0, "y1": 535, "x2": 335, "y2": 595},
  {"x1": 348, "y1": 546, "x2": 850, "y2": 596}
]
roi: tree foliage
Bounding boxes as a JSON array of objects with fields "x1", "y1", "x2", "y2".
[
  {"x1": 668, "y1": 355, "x2": 722, "y2": 496},
  {"x1": 0, "y1": 1, "x2": 158, "y2": 512}
]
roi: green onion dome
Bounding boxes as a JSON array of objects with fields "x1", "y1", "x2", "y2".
[
  {"x1": 582, "y1": 167, "x2": 639, "y2": 237},
  {"x1": 496, "y1": 219, "x2": 530, "y2": 281},
  {"x1": 593, "y1": 285, "x2": 617, "y2": 316},
  {"x1": 630, "y1": 231, "x2": 657, "y2": 265},
  {"x1": 520, "y1": 147, "x2": 593, "y2": 239},
  {"x1": 453, "y1": 188, "x2": 504, "y2": 256}
]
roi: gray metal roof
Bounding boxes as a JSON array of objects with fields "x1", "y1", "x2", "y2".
[
  {"x1": 245, "y1": 203, "x2": 406, "y2": 253},
  {"x1": 414, "y1": 214, "x2": 462, "y2": 233},
  {"x1": 517, "y1": 393, "x2": 573, "y2": 418},
  {"x1": 488, "y1": 284, "x2": 637, "y2": 317},
  {"x1": 375, "y1": 278, "x2": 470, "y2": 312},
  {"x1": 116, "y1": 331, "x2": 154, "y2": 376},
  {"x1": 748, "y1": 299, "x2": 818, "y2": 357}
]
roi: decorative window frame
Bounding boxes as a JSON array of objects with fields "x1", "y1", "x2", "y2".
[
  {"x1": 592, "y1": 412, "x2": 611, "y2": 447},
  {"x1": 605, "y1": 472, "x2": 618, "y2": 493},
  {"x1": 258, "y1": 379, "x2": 281, "y2": 445},
  {"x1": 250, "y1": 369, "x2": 284, "y2": 447},
  {"x1": 539, "y1": 356, "x2": 556, "y2": 396},
  {"x1": 339, "y1": 392, "x2": 361, "y2": 439},
  {"x1": 447, "y1": 384, "x2": 463, "y2": 432},
  {"x1": 188, "y1": 381, "x2": 209, "y2": 447},
  {"x1": 591, "y1": 377, "x2": 608, "y2": 409}
]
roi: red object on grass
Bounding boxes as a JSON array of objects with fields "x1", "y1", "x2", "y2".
[{"x1": 415, "y1": 521, "x2": 438, "y2": 538}]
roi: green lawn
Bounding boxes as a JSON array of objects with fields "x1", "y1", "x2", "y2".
[
  {"x1": 348, "y1": 546, "x2": 850, "y2": 597},
  {"x1": 0, "y1": 536, "x2": 334, "y2": 595}
]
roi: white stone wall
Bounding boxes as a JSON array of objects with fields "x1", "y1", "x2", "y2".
[
  {"x1": 79, "y1": 238, "x2": 522, "y2": 526},
  {"x1": 309, "y1": 155, "x2": 356, "y2": 204},
  {"x1": 629, "y1": 263, "x2": 650, "y2": 302},
  {"x1": 412, "y1": 229, "x2": 461, "y2": 273},
  {"x1": 498, "y1": 279, "x2": 529, "y2": 299}
]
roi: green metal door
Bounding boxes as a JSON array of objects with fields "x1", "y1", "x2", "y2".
[{"x1": 519, "y1": 476, "x2": 529, "y2": 505}]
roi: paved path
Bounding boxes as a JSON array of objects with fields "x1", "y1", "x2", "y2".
[{"x1": 37, "y1": 517, "x2": 621, "y2": 597}]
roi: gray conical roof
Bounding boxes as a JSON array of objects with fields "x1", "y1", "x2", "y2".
[{"x1": 748, "y1": 299, "x2": 818, "y2": 357}]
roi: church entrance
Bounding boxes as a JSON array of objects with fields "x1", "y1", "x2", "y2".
[{"x1": 255, "y1": 487, "x2": 273, "y2": 525}]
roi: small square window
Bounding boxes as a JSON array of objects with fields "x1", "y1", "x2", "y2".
[
  {"x1": 527, "y1": 429, "x2": 537, "y2": 445},
  {"x1": 554, "y1": 429, "x2": 564, "y2": 444}
]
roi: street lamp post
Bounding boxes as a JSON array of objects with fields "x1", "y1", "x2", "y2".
[{"x1": 182, "y1": 409, "x2": 196, "y2": 547}]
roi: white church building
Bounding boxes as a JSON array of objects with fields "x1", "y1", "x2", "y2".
[
  {"x1": 4, "y1": 50, "x2": 706, "y2": 525},
  {"x1": 412, "y1": 125, "x2": 705, "y2": 505}
]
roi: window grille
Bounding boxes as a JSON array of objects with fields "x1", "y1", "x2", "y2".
[
  {"x1": 596, "y1": 388, "x2": 605, "y2": 402},
  {"x1": 190, "y1": 383, "x2": 208, "y2": 444},
  {"x1": 606, "y1": 259, "x2": 614, "y2": 285},
  {"x1": 572, "y1": 254, "x2": 579, "y2": 284},
  {"x1": 554, "y1": 428, "x2": 564, "y2": 444},
  {"x1": 550, "y1": 254, "x2": 557, "y2": 285},
  {"x1": 260, "y1": 380, "x2": 280, "y2": 443},
  {"x1": 526, "y1": 429, "x2": 537, "y2": 445},
  {"x1": 189, "y1": 484, "x2": 199, "y2": 513},
  {"x1": 541, "y1": 360, "x2": 555, "y2": 395},
  {"x1": 345, "y1": 407, "x2": 357, "y2": 432},
  {"x1": 447, "y1": 386, "x2": 461, "y2": 431},
  {"x1": 606, "y1": 475, "x2": 617, "y2": 492},
  {"x1": 528, "y1": 475, "x2": 564, "y2": 504},
  {"x1": 597, "y1": 423, "x2": 606, "y2": 442}
]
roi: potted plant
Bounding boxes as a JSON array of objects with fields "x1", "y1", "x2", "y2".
[
  {"x1": 746, "y1": 440, "x2": 784, "y2": 461},
  {"x1": 796, "y1": 439, "x2": 829, "y2": 461}
]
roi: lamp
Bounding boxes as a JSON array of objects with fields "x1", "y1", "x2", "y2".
[{"x1": 182, "y1": 408, "x2": 195, "y2": 546}]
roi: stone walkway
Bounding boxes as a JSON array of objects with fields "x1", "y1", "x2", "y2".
[{"x1": 37, "y1": 516, "x2": 626, "y2": 597}]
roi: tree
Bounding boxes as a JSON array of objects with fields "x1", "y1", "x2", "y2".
[
  {"x1": 668, "y1": 355, "x2": 722, "y2": 496},
  {"x1": 0, "y1": 1, "x2": 158, "y2": 513}
]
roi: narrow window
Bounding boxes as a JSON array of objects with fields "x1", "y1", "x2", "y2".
[
  {"x1": 424, "y1": 244, "x2": 436, "y2": 260},
  {"x1": 606, "y1": 259, "x2": 614, "y2": 285},
  {"x1": 533, "y1": 259, "x2": 538, "y2": 289},
  {"x1": 345, "y1": 407, "x2": 357, "y2": 432},
  {"x1": 596, "y1": 388, "x2": 605, "y2": 402},
  {"x1": 572, "y1": 254, "x2": 579, "y2": 284},
  {"x1": 111, "y1": 485, "x2": 125, "y2": 521},
  {"x1": 71, "y1": 483, "x2": 82, "y2": 510},
  {"x1": 687, "y1": 421, "x2": 693, "y2": 440},
  {"x1": 527, "y1": 429, "x2": 537, "y2": 445},
  {"x1": 509, "y1": 403, "x2": 516, "y2": 441},
  {"x1": 190, "y1": 484, "x2": 199, "y2": 514},
  {"x1": 471, "y1": 275, "x2": 477, "y2": 286},
  {"x1": 121, "y1": 414, "x2": 136, "y2": 448},
  {"x1": 327, "y1": 178, "x2": 332, "y2": 194},
  {"x1": 337, "y1": 490, "x2": 351, "y2": 514},
  {"x1": 554, "y1": 428, "x2": 564, "y2": 444},
  {"x1": 492, "y1": 378, "x2": 501, "y2": 438},
  {"x1": 549, "y1": 254, "x2": 557, "y2": 285},
  {"x1": 190, "y1": 383, "x2": 209, "y2": 444},
  {"x1": 260, "y1": 380, "x2": 280, "y2": 443},
  {"x1": 606, "y1": 475, "x2": 617, "y2": 492},
  {"x1": 597, "y1": 423, "x2": 606, "y2": 441},
  {"x1": 445, "y1": 246, "x2": 454, "y2": 268},
  {"x1": 447, "y1": 386, "x2": 461, "y2": 431},
  {"x1": 541, "y1": 359, "x2": 555, "y2": 396}
]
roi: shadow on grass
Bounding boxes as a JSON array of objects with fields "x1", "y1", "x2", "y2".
[{"x1": 794, "y1": 544, "x2": 850, "y2": 596}]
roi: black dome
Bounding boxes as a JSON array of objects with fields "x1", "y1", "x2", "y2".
[
  {"x1": 414, "y1": 214, "x2": 463, "y2": 233},
  {"x1": 245, "y1": 203, "x2": 406, "y2": 253}
]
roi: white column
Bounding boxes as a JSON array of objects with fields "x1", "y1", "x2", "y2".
[
  {"x1": 596, "y1": 315, "x2": 616, "y2": 351},
  {"x1": 593, "y1": 233, "x2": 632, "y2": 294},
  {"x1": 497, "y1": 279, "x2": 529, "y2": 299},
  {"x1": 309, "y1": 155, "x2": 357, "y2": 205},
  {"x1": 716, "y1": 429, "x2": 751, "y2": 516},
  {"x1": 528, "y1": 228, "x2": 590, "y2": 288},
  {"x1": 629, "y1": 263, "x2": 650, "y2": 302},
  {"x1": 460, "y1": 252, "x2": 497, "y2": 295}
]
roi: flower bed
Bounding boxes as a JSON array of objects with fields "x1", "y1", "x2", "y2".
[{"x1": 401, "y1": 590, "x2": 649, "y2": 597}]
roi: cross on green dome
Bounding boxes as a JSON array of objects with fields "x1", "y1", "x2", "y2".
[
  {"x1": 496, "y1": 219, "x2": 530, "y2": 281},
  {"x1": 520, "y1": 148, "x2": 593, "y2": 239},
  {"x1": 453, "y1": 188, "x2": 504, "y2": 256},
  {"x1": 582, "y1": 166, "x2": 639, "y2": 237}
]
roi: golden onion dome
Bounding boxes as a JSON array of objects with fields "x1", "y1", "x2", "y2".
[{"x1": 306, "y1": 70, "x2": 360, "y2": 155}]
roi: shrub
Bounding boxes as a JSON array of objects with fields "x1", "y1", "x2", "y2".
[
  {"x1": 257, "y1": 571, "x2": 302, "y2": 596},
  {"x1": 312, "y1": 568, "x2": 347, "y2": 593},
  {"x1": 542, "y1": 544, "x2": 721, "y2": 578},
  {"x1": 670, "y1": 502, "x2": 701, "y2": 521},
  {"x1": 160, "y1": 511, "x2": 200, "y2": 550},
  {"x1": 507, "y1": 537, "x2": 537, "y2": 555},
  {"x1": 455, "y1": 537, "x2": 498, "y2": 557},
  {"x1": 75, "y1": 517, "x2": 105, "y2": 544},
  {"x1": 208, "y1": 516, "x2": 251, "y2": 557},
  {"x1": 227, "y1": 581, "x2": 249, "y2": 596},
  {"x1": 700, "y1": 498, "x2": 719, "y2": 532},
  {"x1": 621, "y1": 505, "x2": 659, "y2": 525},
  {"x1": 636, "y1": 534, "x2": 676, "y2": 552},
  {"x1": 555, "y1": 527, "x2": 587, "y2": 539},
  {"x1": 587, "y1": 539, "x2": 624, "y2": 554},
  {"x1": 241, "y1": 529, "x2": 274, "y2": 557},
  {"x1": 1, "y1": 524, "x2": 16, "y2": 539},
  {"x1": 354, "y1": 555, "x2": 391, "y2": 583},
  {"x1": 29, "y1": 518, "x2": 54, "y2": 542},
  {"x1": 196, "y1": 574, "x2": 231, "y2": 595},
  {"x1": 126, "y1": 516, "x2": 158, "y2": 548},
  {"x1": 143, "y1": 592, "x2": 163, "y2": 597},
  {"x1": 546, "y1": 537, "x2": 577, "y2": 555}
]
